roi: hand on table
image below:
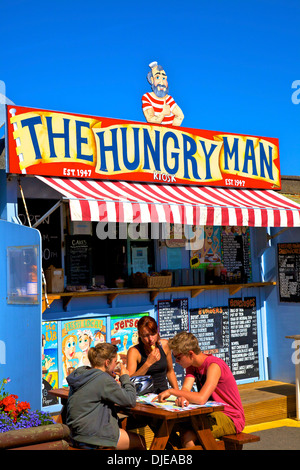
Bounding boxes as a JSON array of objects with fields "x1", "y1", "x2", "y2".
[
  {"x1": 175, "y1": 396, "x2": 189, "y2": 407},
  {"x1": 152, "y1": 390, "x2": 189, "y2": 407},
  {"x1": 152, "y1": 389, "x2": 171, "y2": 402}
]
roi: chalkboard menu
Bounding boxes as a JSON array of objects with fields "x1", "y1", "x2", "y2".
[
  {"x1": 190, "y1": 306, "x2": 231, "y2": 366},
  {"x1": 190, "y1": 298, "x2": 258, "y2": 380},
  {"x1": 221, "y1": 227, "x2": 252, "y2": 282},
  {"x1": 157, "y1": 296, "x2": 259, "y2": 382},
  {"x1": 278, "y1": 243, "x2": 300, "y2": 302},
  {"x1": 229, "y1": 297, "x2": 259, "y2": 380},
  {"x1": 18, "y1": 198, "x2": 62, "y2": 270},
  {"x1": 157, "y1": 298, "x2": 189, "y2": 386},
  {"x1": 65, "y1": 235, "x2": 93, "y2": 286}
]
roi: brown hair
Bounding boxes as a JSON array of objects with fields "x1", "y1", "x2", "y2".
[
  {"x1": 137, "y1": 316, "x2": 160, "y2": 342},
  {"x1": 88, "y1": 343, "x2": 118, "y2": 368},
  {"x1": 168, "y1": 331, "x2": 201, "y2": 355}
]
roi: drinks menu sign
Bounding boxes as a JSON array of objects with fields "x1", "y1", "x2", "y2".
[
  {"x1": 7, "y1": 104, "x2": 281, "y2": 189},
  {"x1": 278, "y1": 243, "x2": 300, "y2": 302}
]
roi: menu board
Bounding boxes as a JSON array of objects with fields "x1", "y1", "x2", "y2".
[
  {"x1": 157, "y1": 298, "x2": 189, "y2": 336},
  {"x1": 157, "y1": 298, "x2": 189, "y2": 386},
  {"x1": 158, "y1": 296, "x2": 258, "y2": 382},
  {"x1": 190, "y1": 298, "x2": 258, "y2": 380},
  {"x1": 278, "y1": 243, "x2": 300, "y2": 302},
  {"x1": 221, "y1": 226, "x2": 252, "y2": 282},
  {"x1": 229, "y1": 297, "x2": 259, "y2": 380},
  {"x1": 65, "y1": 235, "x2": 93, "y2": 286},
  {"x1": 190, "y1": 307, "x2": 230, "y2": 366}
]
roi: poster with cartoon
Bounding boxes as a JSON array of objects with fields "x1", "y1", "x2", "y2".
[
  {"x1": 61, "y1": 318, "x2": 106, "y2": 386},
  {"x1": 110, "y1": 313, "x2": 149, "y2": 366},
  {"x1": 190, "y1": 225, "x2": 221, "y2": 268},
  {"x1": 42, "y1": 321, "x2": 59, "y2": 406}
]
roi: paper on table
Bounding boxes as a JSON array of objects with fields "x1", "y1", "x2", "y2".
[{"x1": 136, "y1": 393, "x2": 225, "y2": 412}]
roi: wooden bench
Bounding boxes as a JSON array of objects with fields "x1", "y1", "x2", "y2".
[
  {"x1": 68, "y1": 445, "x2": 115, "y2": 450},
  {"x1": 67, "y1": 431, "x2": 259, "y2": 451},
  {"x1": 67, "y1": 435, "x2": 115, "y2": 450},
  {"x1": 221, "y1": 432, "x2": 260, "y2": 450},
  {"x1": 179, "y1": 432, "x2": 260, "y2": 451}
]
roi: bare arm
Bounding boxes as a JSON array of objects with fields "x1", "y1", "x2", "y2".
[
  {"x1": 161, "y1": 339, "x2": 179, "y2": 390},
  {"x1": 171, "y1": 104, "x2": 184, "y2": 127},
  {"x1": 155, "y1": 363, "x2": 221, "y2": 405},
  {"x1": 143, "y1": 103, "x2": 171, "y2": 124},
  {"x1": 126, "y1": 345, "x2": 159, "y2": 377}
]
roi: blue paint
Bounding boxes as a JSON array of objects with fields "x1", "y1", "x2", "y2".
[{"x1": 0, "y1": 219, "x2": 42, "y2": 409}]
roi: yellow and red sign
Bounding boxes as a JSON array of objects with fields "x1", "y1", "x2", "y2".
[{"x1": 7, "y1": 105, "x2": 281, "y2": 189}]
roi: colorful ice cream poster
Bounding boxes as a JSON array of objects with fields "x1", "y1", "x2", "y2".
[
  {"x1": 110, "y1": 313, "x2": 149, "y2": 366},
  {"x1": 61, "y1": 317, "x2": 106, "y2": 386},
  {"x1": 190, "y1": 225, "x2": 221, "y2": 268},
  {"x1": 42, "y1": 321, "x2": 59, "y2": 406}
]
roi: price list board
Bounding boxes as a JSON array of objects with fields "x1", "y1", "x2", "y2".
[
  {"x1": 190, "y1": 307, "x2": 230, "y2": 366},
  {"x1": 65, "y1": 235, "x2": 93, "y2": 286},
  {"x1": 157, "y1": 298, "x2": 189, "y2": 387},
  {"x1": 221, "y1": 227, "x2": 252, "y2": 282},
  {"x1": 228, "y1": 297, "x2": 259, "y2": 380},
  {"x1": 278, "y1": 243, "x2": 300, "y2": 302},
  {"x1": 158, "y1": 296, "x2": 259, "y2": 382}
]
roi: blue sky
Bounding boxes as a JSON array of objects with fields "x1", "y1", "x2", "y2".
[{"x1": 1, "y1": 0, "x2": 299, "y2": 175}]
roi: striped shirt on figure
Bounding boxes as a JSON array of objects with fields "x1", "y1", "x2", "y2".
[{"x1": 142, "y1": 93, "x2": 177, "y2": 125}]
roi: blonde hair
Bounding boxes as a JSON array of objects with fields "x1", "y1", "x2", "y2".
[
  {"x1": 168, "y1": 331, "x2": 201, "y2": 355},
  {"x1": 88, "y1": 343, "x2": 118, "y2": 368}
]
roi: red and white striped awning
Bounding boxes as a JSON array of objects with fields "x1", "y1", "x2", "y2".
[{"x1": 36, "y1": 176, "x2": 300, "y2": 227}]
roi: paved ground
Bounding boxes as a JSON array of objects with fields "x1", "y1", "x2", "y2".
[
  {"x1": 243, "y1": 419, "x2": 300, "y2": 450},
  {"x1": 244, "y1": 427, "x2": 300, "y2": 450}
]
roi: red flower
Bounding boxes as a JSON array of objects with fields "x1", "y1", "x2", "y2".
[
  {"x1": 0, "y1": 394, "x2": 31, "y2": 422},
  {"x1": 17, "y1": 401, "x2": 30, "y2": 413},
  {"x1": 1, "y1": 395, "x2": 17, "y2": 410}
]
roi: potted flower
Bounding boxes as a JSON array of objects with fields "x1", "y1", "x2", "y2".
[
  {"x1": 0, "y1": 377, "x2": 69, "y2": 449},
  {"x1": 0, "y1": 377, "x2": 54, "y2": 432}
]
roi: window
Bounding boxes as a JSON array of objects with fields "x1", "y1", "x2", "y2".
[{"x1": 7, "y1": 245, "x2": 39, "y2": 304}]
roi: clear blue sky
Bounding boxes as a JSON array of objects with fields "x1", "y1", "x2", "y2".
[{"x1": 1, "y1": 0, "x2": 299, "y2": 176}]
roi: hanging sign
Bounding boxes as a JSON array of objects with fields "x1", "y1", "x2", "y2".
[{"x1": 7, "y1": 104, "x2": 280, "y2": 189}]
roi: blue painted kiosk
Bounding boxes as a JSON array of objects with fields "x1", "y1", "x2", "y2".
[{"x1": 2, "y1": 98, "x2": 300, "y2": 417}]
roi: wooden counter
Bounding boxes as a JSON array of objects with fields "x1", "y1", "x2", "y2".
[{"x1": 42, "y1": 281, "x2": 276, "y2": 312}]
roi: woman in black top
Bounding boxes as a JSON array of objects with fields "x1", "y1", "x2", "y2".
[{"x1": 127, "y1": 316, "x2": 178, "y2": 393}]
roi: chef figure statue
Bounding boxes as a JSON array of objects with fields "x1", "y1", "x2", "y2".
[{"x1": 142, "y1": 61, "x2": 184, "y2": 126}]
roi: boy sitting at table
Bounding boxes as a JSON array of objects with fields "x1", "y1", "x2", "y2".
[
  {"x1": 154, "y1": 331, "x2": 245, "y2": 447},
  {"x1": 66, "y1": 343, "x2": 146, "y2": 450}
]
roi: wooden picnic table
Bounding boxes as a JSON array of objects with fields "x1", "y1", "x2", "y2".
[{"x1": 48, "y1": 387, "x2": 225, "y2": 450}]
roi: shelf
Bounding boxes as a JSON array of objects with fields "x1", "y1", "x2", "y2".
[{"x1": 42, "y1": 281, "x2": 276, "y2": 313}]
